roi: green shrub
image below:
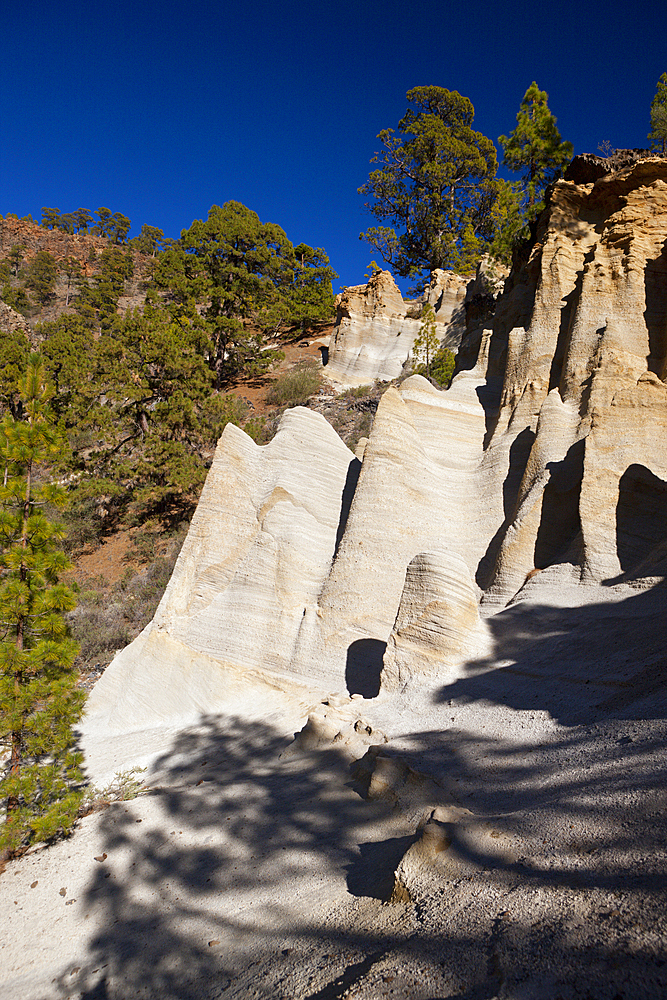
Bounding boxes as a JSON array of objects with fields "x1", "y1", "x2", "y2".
[
  {"x1": 200, "y1": 392, "x2": 249, "y2": 442},
  {"x1": 343, "y1": 384, "x2": 373, "y2": 400},
  {"x1": 72, "y1": 604, "x2": 132, "y2": 662},
  {"x1": 416, "y1": 346, "x2": 456, "y2": 388},
  {"x1": 266, "y1": 361, "x2": 322, "y2": 408}
]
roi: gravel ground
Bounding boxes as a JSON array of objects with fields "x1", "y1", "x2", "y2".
[{"x1": 1, "y1": 581, "x2": 666, "y2": 1000}]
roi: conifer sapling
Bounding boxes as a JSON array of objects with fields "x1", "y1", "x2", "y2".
[{"x1": 413, "y1": 303, "x2": 440, "y2": 379}]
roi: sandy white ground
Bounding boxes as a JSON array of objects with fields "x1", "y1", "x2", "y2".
[{"x1": 1, "y1": 581, "x2": 666, "y2": 1000}]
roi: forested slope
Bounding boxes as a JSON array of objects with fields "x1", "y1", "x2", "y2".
[{"x1": 0, "y1": 203, "x2": 337, "y2": 680}]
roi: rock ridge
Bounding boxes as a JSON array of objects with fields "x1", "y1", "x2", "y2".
[{"x1": 84, "y1": 152, "x2": 667, "y2": 727}]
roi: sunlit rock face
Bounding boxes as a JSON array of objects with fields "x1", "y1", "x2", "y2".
[
  {"x1": 477, "y1": 155, "x2": 667, "y2": 601},
  {"x1": 85, "y1": 155, "x2": 667, "y2": 725},
  {"x1": 324, "y1": 268, "x2": 468, "y2": 385},
  {"x1": 84, "y1": 408, "x2": 359, "y2": 732}
]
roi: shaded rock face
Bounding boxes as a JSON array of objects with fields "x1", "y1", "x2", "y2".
[
  {"x1": 86, "y1": 156, "x2": 667, "y2": 724},
  {"x1": 563, "y1": 148, "x2": 658, "y2": 184},
  {"x1": 325, "y1": 268, "x2": 468, "y2": 384}
]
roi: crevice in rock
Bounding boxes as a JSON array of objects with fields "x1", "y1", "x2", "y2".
[
  {"x1": 644, "y1": 238, "x2": 667, "y2": 376},
  {"x1": 534, "y1": 439, "x2": 584, "y2": 570},
  {"x1": 549, "y1": 247, "x2": 596, "y2": 394}
]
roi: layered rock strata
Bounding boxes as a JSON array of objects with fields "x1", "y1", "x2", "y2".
[
  {"x1": 85, "y1": 155, "x2": 667, "y2": 727},
  {"x1": 84, "y1": 408, "x2": 358, "y2": 732},
  {"x1": 325, "y1": 268, "x2": 468, "y2": 384},
  {"x1": 479, "y1": 155, "x2": 667, "y2": 601}
]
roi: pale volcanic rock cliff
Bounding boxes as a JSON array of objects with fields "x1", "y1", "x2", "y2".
[
  {"x1": 84, "y1": 408, "x2": 358, "y2": 739},
  {"x1": 325, "y1": 267, "x2": 468, "y2": 384},
  {"x1": 84, "y1": 154, "x2": 667, "y2": 730},
  {"x1": 478, "y1": 155, "x2": 667, "y2": 602}
]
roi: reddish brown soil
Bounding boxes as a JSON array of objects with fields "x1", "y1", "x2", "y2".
[
  {"x1": 228, "y1": 324, "x2": 333, "y2": 417},
  {"x1": 70, "y1": 529, "x2": 135, "y2": 589}
]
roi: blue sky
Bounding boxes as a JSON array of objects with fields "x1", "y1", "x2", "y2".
[{"x1": 2, "y1": 1, "x2": 664, "y2": 293}]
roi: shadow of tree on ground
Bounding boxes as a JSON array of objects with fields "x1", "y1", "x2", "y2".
[{"x1": 55, "y1": 584, "x2": 667, "y2": 998}]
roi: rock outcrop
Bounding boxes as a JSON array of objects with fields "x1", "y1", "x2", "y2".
[
  {"x1": 84, "y1": 408, "x2": 359, "y2": 734},
  {"x1": 325, "y1": 268, "x2": 468, "y2": 384},
  {"x1": 479, "y1": 154, "x2": 667, "y2": 599},
  {"x1": 0, "y1": 300, "x2": 29, "y2": 338},
  {"x1": 84, "y1": 153, "x2": 667, "y2": 730}
]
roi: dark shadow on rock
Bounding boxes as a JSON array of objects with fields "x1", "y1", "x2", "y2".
[
  {"x1": 62, "y1": 716, "x2": 407, "y2": 1000},
  {"x1": 54, "y1": 670, "x2": 667, "y2": 999},
  {"x1": 345, "y1": 638, "x2": 385, "y2": 698},
  {"x1": 81, "y1": 978, "x2": 110, "y2": 1000},
  {"x1": 476, "y1": 427, "x2": 536, "y2": 589},
  {"x1": 616, "y1": 464, "x2": 667, "y2": 575},
  {"x1": 345, "y1": 835, "x2": 418, "y2": 900},
  {"x1": 645, "y1": 237, "x2": 667, "y2": 375},
  {"x1": 534, "y1": 439, "x2": 584, "y2": 569},
  {"x1": 303, "y1": 948, "x2": 389, "y2": 1000},
  {"x1": 334, "y1": 457, "x2": 361, "y2": 558},
  {"x1": 476, "y1": 381, "x2": 502, "y2": 451},
  {"x1": 319, "y1": 344, "x2": 329, "y2": 366},
  {"x1": 436, "y1": 582, "x2": 667, "y2": 728}
]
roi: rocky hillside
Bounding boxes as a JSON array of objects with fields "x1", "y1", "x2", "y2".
[{"x1": 0, "y1": 216, "x2": 154, "y2": 326}]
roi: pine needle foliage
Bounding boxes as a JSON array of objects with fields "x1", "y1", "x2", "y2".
[
  {"x1": 499, "y1": 82, "x2": 573, "y2": 220},
  {"x1": 359, "y1": 86, "x2": 500, "y2": 278},
  {"x1": 412, "y1": 303, "x2": 440, "y2": 379},
  {"x1": 0, "y1": 355, "x2": 84, "y2": 855},
  {"x1": 648, "y1": 72, "x2": 667, "y2": 155}
]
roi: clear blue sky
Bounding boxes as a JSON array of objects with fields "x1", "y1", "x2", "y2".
[{"x1": 1, "y1": 0, "x2": 664, "y2": 293}]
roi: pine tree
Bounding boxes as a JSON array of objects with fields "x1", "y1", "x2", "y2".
[
  {"x1": 412, "y1": 303, "x2": 440, "y2": 379},
  {"x1": 25, "y1": 251, "x2": 59, "y2": 305},
  {"x1": 0, "y1": 355, "x2": 84, "y2": 855},
  {"x1": 359, "y1": 86, "x2": 500, "y2": 278},
  {"x1": 499, "y1": 82, "x2": 573, "y2": 219},
  {"x1": 648, "y1": 73, "x2": 667, "y2": 155}
]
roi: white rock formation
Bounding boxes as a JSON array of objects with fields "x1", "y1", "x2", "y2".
[
  {"x1": 84, "y1": 407, "x2": 358, "y2": 737},
  {"x1": 84, "y1": 154, "x2": 667, "y2": 733},
  {"x1": 325, "y1": 268, "x2": 467, "y2": 384},
  {"x1": 381, "y1": 549, "x2": 491, "y2": 692}
]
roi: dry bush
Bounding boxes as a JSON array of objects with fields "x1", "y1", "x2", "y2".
[
  {"x1": 69, "y1": 527, "x2": 187, "y2": 682},
  {"x1": 266, "y1": 361, "x2": 322, "y2": 408}
]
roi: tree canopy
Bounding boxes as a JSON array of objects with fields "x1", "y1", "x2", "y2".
[
  {"x1": 40, "y1": 206, "x2": 130, "y2": 241},
  {"x1": 498, "y1": 82, "x2": 573, "y2": 219},
  {"x1": 155, "y1": 201, "x2": 335, "y2": 384},
  {"x1": 1, "y1": 199, "x2": 336, "y2": 532},
  {"x1": 0, "y1": 356, "x2": 84, "y2": 854},
  {"x1": 648, "y1": 72, "x2": 667, "y2": 155},
  {"x1": 25, "y1": 251, "x2": 58, "y2": 305},
  {"x1": 359, "y1": 86, "x2": 500, "y2": 278}
]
